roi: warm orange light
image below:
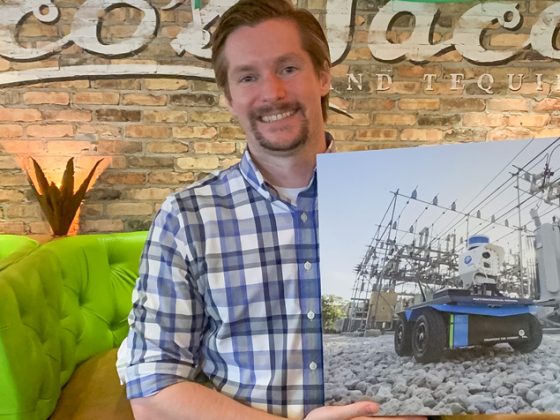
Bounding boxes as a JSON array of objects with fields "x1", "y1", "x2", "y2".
[
  {"x1": 23, "y1": 156, "x2": 111, "y2": 194},
  {"x1": 0, "y1": 140, "x2": 110, "y2": 235}
]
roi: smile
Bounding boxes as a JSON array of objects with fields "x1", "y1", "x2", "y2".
[{"x1": 260, "y1": 110, "x2": 296, "y2": 123}]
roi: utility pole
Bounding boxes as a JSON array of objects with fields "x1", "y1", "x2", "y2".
[{"x1": 516, "y1": 172, "x2": 524, "y2": 297}]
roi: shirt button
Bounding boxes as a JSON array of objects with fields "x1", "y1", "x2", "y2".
[
  {"x1": 309, "y1": 361, "x2": 318, "y2": 370},
  {"x1": 307, "y1": 311, "x2": 315, "y2": 320},
  {"x1": 304, "y1": 261, "x2": 312, "y2": 271},
  {"x1": 301, "y1": 212, "x2": 308, "y2": 223}
]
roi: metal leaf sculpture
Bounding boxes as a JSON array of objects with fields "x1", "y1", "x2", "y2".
[{"x1": 27, "y1": 157, "x2": 103, "y2": 236}]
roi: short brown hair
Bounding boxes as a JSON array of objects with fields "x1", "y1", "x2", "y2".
[{"x1": 211, "y1": 0, "x2": 331, "y2": 121}]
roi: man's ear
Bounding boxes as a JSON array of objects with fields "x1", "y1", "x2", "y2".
[
  {"x1": 319, "y1": 62, "x2": 331, "y2": 96},
  {"x1": 224, "y1": 91, "x2": 233, "y2": 113},
  {"x1": 221, "y1": 84, "x2": 234, "y2": 112}
]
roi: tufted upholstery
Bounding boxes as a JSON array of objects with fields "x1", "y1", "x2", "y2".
[
  {"x1": 0, "y1": 235, "x2": 38, "y2": 270},
  {"x1": 0, "y1": 231, "x2": 147, "y2": 420}
]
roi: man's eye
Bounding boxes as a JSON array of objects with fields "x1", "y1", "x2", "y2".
[
  {"x1": 281, "y1": 66, "x2": 298, "y2": 75},
  {"x1": 239, "y1": 75, "x2": 256, "y2": 83}
]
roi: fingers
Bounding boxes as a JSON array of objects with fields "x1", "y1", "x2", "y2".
[
  {"x1": 305, "y1": 403, "x2": 428, "y2": 420},
  {"x1": 373, "y1": 417, "x2": 427, "y2": 420},
  {"x1": 305, "y1": 401, "x2": 379, "y2": 420},
  {"x1": 349, "y1": 415, "x2": 428, "y2": 420},
  {"x1": 333, "y1": 401, "x2": 380, "y2": 418}
]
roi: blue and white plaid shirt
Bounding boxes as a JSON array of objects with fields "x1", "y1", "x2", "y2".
[{"x1": 117, "y1": 138, "x2": 333, "y2": 418}]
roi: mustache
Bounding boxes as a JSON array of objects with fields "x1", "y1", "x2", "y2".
[{"x1": 250, "y1": 102, "x2": 303, "y2": 119}]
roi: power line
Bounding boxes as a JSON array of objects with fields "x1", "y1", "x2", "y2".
[{"x1": 432, "y1": 139, "x2": 560, "y2": 244}]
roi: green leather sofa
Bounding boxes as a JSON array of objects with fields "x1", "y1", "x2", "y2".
[
  {"x1": 2, "y1": 233, "x2": 552, "y2": 420},
  {"x1": 0, "y1": 232, "x2": 147, "y2": 420},
  {"x1": 0, "y1": 235, "x2": 38, "y2": 270}
]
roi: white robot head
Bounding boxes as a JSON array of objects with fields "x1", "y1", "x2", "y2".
[{"x1": 458, "y1": 236, "x2": 505, "y2": 295}]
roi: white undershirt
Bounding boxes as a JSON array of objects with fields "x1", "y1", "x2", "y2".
[{"x1": 272, "y1": 185, "x2": 307, "y2": 205}]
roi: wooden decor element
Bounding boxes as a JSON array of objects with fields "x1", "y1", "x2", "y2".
[{"x1": 27, "y1": 157, "x2": 103, "y2": 236}]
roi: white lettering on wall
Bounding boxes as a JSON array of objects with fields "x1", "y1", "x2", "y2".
[
  {"x1": 476, "y1": 74, "x2": 492, "y2": 94},
  {"x1": 368, "y1": 1, "x2": 450, "y2": 63},
  {"x1": 536, "y1": 74, "x2": 544, "y2": 91},
  {"x1": 0, "y1": 0, "x2": 559, "y2": 88},
  {"x1": 423, "y1": 74, "x2": 436, "y2": 92},
  {"x1": 531, "y1": 3, "x2": 560, "y2": 60},
  {"x1": 376, "y1": 74, "x2": 392, "y2": 91},
  {"x1": 71, "y1": 0, "x2": 157, "y2": 56},
  {"x1": 508, "y1": 74, "x2": 525, "y2": 91},
  {"x1": 343, "y1": 71, "x2": 559, "y2": 94},
  {"x1": 453, "y1": 2, "x2": 525, "y2": 63},
  {"x1": 326, "y1": 0, "x2": 354, "y2": 65},
  {"x1": 367, "y1": 1, "x2": 558, "y2": 64},
  {"x1": 347, "y1": 73, "x2": 363, "y2": 91},
  {"x1": 450, "y1": 74, "x2": 464, "y2": 91},
  {"x1": 170, "y1": 0, "x2": 236, "y2": 59},
  {"x1": 0, "y1": 0, "x2": 67, "y2": 60}
]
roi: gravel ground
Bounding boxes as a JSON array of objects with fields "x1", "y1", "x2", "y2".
[{"x1": 323, "y1": 332, "x2": 560, "y2": 416}]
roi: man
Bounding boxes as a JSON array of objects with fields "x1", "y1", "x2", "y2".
[{"x1": 117, "y1": 1, "x2": 423, "y2": 419}]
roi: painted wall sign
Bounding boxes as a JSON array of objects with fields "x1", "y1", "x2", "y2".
[
  {"x1": 368, "y1": 1, "x2": 560, "y2": 63},
  {"x1": 0, "y1": 0, "x2": 559, "y2": 88},
  {"x1": 345, "y1": 72, "x2": 560, "y2": 94}
]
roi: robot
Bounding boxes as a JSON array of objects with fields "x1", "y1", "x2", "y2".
[{"x1": 394, "y1": 235, "x2": 543, "y2": 363}]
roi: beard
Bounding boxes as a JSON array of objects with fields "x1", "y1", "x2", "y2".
[{"x1": 248, "y1": 102, "x2": 309, "y2": 153}]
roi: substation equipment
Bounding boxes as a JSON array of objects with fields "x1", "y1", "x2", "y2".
[{"x1": 340, "y1": 153, "x2": 560, "y2": 363}]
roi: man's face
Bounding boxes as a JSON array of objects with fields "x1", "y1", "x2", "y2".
[{"x1": 224, "y1": 18, "x2": 330, "y2": 156}]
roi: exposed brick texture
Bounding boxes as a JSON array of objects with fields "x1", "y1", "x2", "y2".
[{"x1": 0, "y1": 0, "x2": 559, "y2": 234}]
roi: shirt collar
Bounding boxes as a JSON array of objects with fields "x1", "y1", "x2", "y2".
[
  {"x1": 239, "y1": 132, "x2": 335, "y2": 196},
  {"x1": 239, "y1": 132, "x2": 335, "y2": 187}
]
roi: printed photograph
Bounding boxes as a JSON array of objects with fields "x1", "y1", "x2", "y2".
[{"x1": 317, "y1": 137, "x2": 560, "y2": 416}]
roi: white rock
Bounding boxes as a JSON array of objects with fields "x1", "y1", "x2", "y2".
[{"x1": 323, "y1": 333, "x2": 560, "y2": 416}]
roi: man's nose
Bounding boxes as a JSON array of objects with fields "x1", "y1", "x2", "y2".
[{"x1": 260, "y1": 74, "x2": 286, "y2": 101}]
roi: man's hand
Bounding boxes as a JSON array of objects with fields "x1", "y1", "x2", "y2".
[
  {"x1": 305, "y1": 401, "x2": 427, "y2": 420},
  {"x1": 304, "y1": 401, "x2": 379, "y2": 420}
]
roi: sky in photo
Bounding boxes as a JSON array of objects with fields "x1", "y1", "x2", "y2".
[{"x1": 317, "y1": 137, "x2": 560, "y2": 300}]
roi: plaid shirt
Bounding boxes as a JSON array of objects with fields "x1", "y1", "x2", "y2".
[{"x1": 117, "y1": 140, "x2": 332, "y2": 418}]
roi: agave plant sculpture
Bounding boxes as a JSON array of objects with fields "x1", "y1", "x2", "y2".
[{"x1": 27, "y1": 157, "x2": 103, "y2": 236}]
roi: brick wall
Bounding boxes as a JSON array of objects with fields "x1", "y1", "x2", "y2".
[{"x1": 0, "y1": 0, "x2": 559, "y2": 235}]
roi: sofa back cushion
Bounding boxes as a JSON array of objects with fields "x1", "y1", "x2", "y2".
[
  {"x1": 0, "y1": 231, "x2": 147, "y2": 420},
  {"x1": 0, "y1": 235, "x2": 38, "y2": 271}
]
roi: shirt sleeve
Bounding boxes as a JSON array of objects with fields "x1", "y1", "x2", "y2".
[{"x1": 116, "y1": 195, "x2": 206, "y2": 399}]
